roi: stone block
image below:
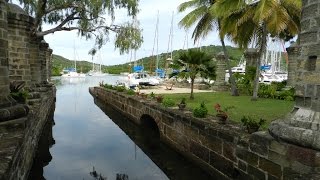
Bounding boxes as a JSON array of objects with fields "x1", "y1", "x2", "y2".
[
  {"x1": 223, "y1": 142, "x2": 236, "y2": 162},
  {"x1": 209, "y1": 150, "x2": 235, "y2": 178},
  {"x1": 287, "y1": 144, "x2": 319, "y2": 166},
  {"x1": 199, "y1": 131, "x2": 223, "y2": 154},
  {"x1": 238, "y1": 160, "x2": 247, "y2": 172},
  {"x1": 259, "y1": 157, "x2": 282, "y2": 178},
  {"x1": 247, "y1": 165, "x2": 266, "y2": 180},
  {"x1": 190, "y1": 140, "x2": 210, "y2": 163},
  {"x1": 236, "y1": 147, "x2": 259, "y2": 166},
  {"x1": 270, "y1": 140, "x2": 288, "y2": 155},
  {"x1": 268, "y1": 150, "x2": 290, "y2": 167}
]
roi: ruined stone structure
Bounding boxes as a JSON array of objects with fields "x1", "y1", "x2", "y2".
[
  {"x1": 0, "y1": 1, "x2": 56, "y2": 179},
  {"x1": 212, "y1": 52, "x2": 229, "y2": 91},
  {"x1": 244, "y1": 48, "x2": 259, "y2": 74},
  {"x1": 286, "y1": 43, "x2": 300, "y2": 87},
  {"x1": 91, "y1": 87, "x2": 320, "y2": 179},
  {"x1": 269, "y1": 0, "x2": 320, "y2": 151}
]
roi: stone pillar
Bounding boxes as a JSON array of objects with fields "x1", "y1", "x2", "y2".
[
  {"x1": 269, "y1": 1, "x2": 320, "y2": 150},
  {"x1": 244, "y1": 48, "x2": 259, "y2": 74},
  {"x1": 212, "y1": 52, "x2": 229, "y2": 91},
  {"x1": 286, "y1": 43, "x2": 300, "y2": 87},
  {"x1": 46, "y1": 48, "x2": 53, "y2": 81},
  {"x1": 7, "y1": 3, "x2": 34, "y2": 86},
  {"x1": 39, "y1": 41, "x2": 49, "y2": 83}
]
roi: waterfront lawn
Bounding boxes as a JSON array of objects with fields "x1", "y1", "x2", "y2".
[{"x1": 163, "y1": 92, "x2": 294, "y2": 129}]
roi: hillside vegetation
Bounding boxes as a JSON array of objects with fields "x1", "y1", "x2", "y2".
[{"x1": 51, "y1": 45, "x2": 243, "y2": 76}]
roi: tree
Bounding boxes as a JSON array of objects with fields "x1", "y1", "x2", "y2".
[
  {"x1": 178, "y1": 0, "x2": 239, "y2": 96},
  {"x1": 215, "y1": 0, "x2": 301, "y2": 100},
  {"x1": 176, "y1": 49, "x2": 211, "y2": 100},
  {"x1": 14, "y1": 0, "x2": 143, "y2": 54}
]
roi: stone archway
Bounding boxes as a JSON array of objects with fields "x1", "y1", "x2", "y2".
[{"x1": 140, "y1": 114, "x2": 160, "y2": 139}]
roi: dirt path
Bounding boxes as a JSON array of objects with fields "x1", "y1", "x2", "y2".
[{"x1": 138, "y1": 85, "x2": 214, "y2": 94}]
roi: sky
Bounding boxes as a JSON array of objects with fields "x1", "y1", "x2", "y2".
[{"x1": 38, "y1": 0, "x2": 231, "y2": 65}]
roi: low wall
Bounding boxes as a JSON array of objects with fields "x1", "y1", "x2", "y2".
[
  {"x1": 90, "y1": 87, "x2": 320, "y2": 180},
  {"x1": 0, "y1": 85, "x2": 56, "y2": 180}
]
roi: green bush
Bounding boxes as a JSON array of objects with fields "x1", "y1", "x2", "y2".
[
  {"x1": 193, "y1": 102, "x2": 208, "y2": 118},
  {"x1": 126, "y1": 89, "x2": 135, "y2": 95},
  {"x1": 103, "y1": 84, "x2": 114, "y2": 89},
  {"x1": 115, "y1": 85, "x2": 126, "y2": 92},
  {"x1": 162, "y1": 98, "x2": 175, "y2": 108}
]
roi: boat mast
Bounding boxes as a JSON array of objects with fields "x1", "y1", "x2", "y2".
[
  {"x1": 150, "y1": 10, "x2": 159, "y2": 73},
  {"x1": 74, "y1": 41, "x2": 77, "y2": 72},
  {"x1": 156, "y1": 11, "x2": 159, "y2": 70}
]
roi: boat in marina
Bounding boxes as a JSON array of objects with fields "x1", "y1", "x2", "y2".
[
  {"x1": 127, "y1": 72, "x2": 160, "y2": 88},
  {"x1": 61, "y1": 68, "x2": 86, "y2": 78}
]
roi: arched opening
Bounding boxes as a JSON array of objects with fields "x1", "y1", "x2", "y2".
[{"x1": 140, "y1": 114, "x2": 160, "y2": 139}]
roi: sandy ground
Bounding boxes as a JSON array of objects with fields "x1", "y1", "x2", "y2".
[{"x1": 138, "y1": 85, "x2": 214, "y2": 94}]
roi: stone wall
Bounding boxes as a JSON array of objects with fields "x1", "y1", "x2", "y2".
[
  {"x1": 90, "y1": 87, "x2": 320, "y2": 180},
  {"x1": 0, "y1": 86, "x2": 56, "y2": 180},
  {"x1": 0, "y1": 1, "x2": 56, "y2": 180}
]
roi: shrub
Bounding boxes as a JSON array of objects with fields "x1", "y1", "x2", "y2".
[
  {"x1": 126, "y1": 89, "x2": 135, "y2": 95},
  {"x1": 162, "y1": 98, "x2": 175, "y2": 108},
  {"x1": 10, "y1": 91, "x2": 28, "y2": 103},
  {"x1": 150, "y1": 92, "x2": 156, "y2": 99},
  {"x1": 193, "y1": 102, "x2": 208, "y2": 118},
  {"x1": 115, "y1": 85, "x2": 126, "y2": 92},
  {"x1": 241, "y1": 116, "x2": 266, "y2": 133},
  {"x1": 103, "y1": 84, "x2": 113, "y2": 89}
]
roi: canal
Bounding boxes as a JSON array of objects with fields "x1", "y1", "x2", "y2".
[{"x1": 28, "y1": 76, "x2": 213, "y2": 180}]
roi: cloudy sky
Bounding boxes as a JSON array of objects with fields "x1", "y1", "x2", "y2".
[{"x1": 39, "y1": 0, "x2": 232, "y2": 65}]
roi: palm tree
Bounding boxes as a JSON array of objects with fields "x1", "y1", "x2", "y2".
[
  {"x1": 178, "y1": 0, "x2": 239, "y2": 96},
  {"x1": 176, "y1": 49, "x2": 211, "y2": 99},
  {"x1": 215, "y1": 0, "x2": 301, "y2": 100}
]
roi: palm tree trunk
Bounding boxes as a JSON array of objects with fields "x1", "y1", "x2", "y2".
[
  {"x1": 220, "y1": 37, "x2": 239, "y2": 96},
  {"x1": 252, "y1": 24, "x2": 268, "y2": 101},
  {"x1": 190, "y1": 78, "x2": 194, "y2": 100}
]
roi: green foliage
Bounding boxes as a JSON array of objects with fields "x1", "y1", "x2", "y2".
[
  {"x1": 241, "y1": 116, "x2": 266, "y2": 133},
  {"x1": 126, "y1": 89, "x2": 135, "y2": 95},
  {"x1": 103, "y1": 84, "x2": 114, "y2": 90},
  {"x1": 180, "y1": 98, "x2": 186, "y2": 105},
  {"x1": 10, "y1": 91, "x2": 28, "y2": 103},
  {"x1": 115, "y1": 86, "x2": 126, "y2": 92},
  {"x1": 18, "y1": 0, "x2": 142, "y2": 53},
  {"x1": 162, "y1": 98, "x2": 175, "y2": 108},
  {"x1": 150, "y1": 92, "x2": 156, "y2": 99},
  {"x1": 193, "y1": 102, "x2": 208, "y2": 118}
]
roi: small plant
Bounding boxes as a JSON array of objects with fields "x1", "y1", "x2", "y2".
[
  {"x1": 178, "y1": 97, "x2": 187, "y2": 110},
  {"x1": 150, "y1": 92, "x2": 156, "y2": 99},
  {"x1": 10, "y1": 81, "x2": 28, "y2": 103},
  {"x1": 162, "y1": 98, "x2": 175, "y2": 108},
  {"x1": 99, "y1": 81, "x2": 104, "y2": 87},
  {"x1": 103, "y1": 84, "x2": 113, "y2": 89},
  {"x1": 155, "y1": 95, "x2": 164, "y2": 103},
  {"x1": 214, "y1": 103, "x2": 235, "y2": 123},
  {"x1": 241, "y1": 116, "x2": 266, "y2": 134},
  {"x1": 115, "y1": 85, "x2": 126, "y2": 92},
  {"x1": 126, "y1": 89, "x2": 135, "y2": 95},
  {"x1": 193, "y1": 102, "x2": 208, "y2": 118}
]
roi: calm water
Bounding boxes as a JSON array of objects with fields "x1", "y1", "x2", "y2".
[{"x1": 29, "y1": 76, "x2": 213, "y2": 180}]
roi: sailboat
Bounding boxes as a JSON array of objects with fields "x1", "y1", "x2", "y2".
[
  {"x1": 62, "y1": 43, "x2": 86, "y2": 78},
  {"x1": 88, "y1": 51, "x2": 106, "y2": 77}
]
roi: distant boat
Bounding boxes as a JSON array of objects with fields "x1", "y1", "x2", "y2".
[
  {"x1": 61, "y1": 68, "x2": 86, "y2": 78},
  {"x1": 127, "y1": 72, "x2": 160, "y2": 88}
]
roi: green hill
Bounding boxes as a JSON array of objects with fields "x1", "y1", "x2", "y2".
[
  {"x1": 51, "y1": 55, "x2": 108, "y2": 76},
  {"x1": 51, "y1": 45, "x2": 243, "y2": 76}
]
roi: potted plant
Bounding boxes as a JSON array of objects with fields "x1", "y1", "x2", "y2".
[
  {"x1": 178, "y1": 98, "x2": 186, "y2": 110},
  {"x1": 241, "y1": 116, "x2": 266, "y2": 134},
  {"x1": 214, "y1": 103, "x2": 235, "y2": 124},
  {"x1": 155, "y1": 95, "x2": 163, "y2": 103},
  {"x1": 193, "y1": 102, "x2": 208, "y2": 118}
]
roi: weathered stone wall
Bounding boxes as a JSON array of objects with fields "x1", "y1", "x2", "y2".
[
  {"x1": 91, "y1": 87, "x2": 320, "y2": 180},
  {"x1": 0, "y1": 1, "x2": 56, "y2": 180},
  {"x1": 0, "y1": 86, "x2": 56, "y2": 180}
]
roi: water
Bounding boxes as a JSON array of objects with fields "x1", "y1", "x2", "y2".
[{"x1": 29, "y1": 76, "x2": 213, "y2": 180}]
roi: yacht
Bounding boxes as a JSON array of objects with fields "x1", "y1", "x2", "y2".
[{"x1": 127, "y1": 72, "x2": 160, "y2": 88}]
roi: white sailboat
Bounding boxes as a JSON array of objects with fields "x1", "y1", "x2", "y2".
[
  {"x1": 88, "y1": 50, "x2": 106, "y2": 77},
  {"x1": 62, "y1": 43, "x2": 86, "y2": 78}
]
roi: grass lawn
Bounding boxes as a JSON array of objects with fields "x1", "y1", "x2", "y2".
[{"x1": 162, "y1": 92, "x2": 294, "y2": 129}]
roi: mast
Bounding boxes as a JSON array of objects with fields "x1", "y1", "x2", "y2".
[
  {"x1": 156, "y1": 11, "x2": 159, "y2": 70},
  {"x1": 150, "y1": 10, "x2": 159, "y2": 73},
  {"x1": 74, "y1": 41, "x2": 77, "y2": 72}
]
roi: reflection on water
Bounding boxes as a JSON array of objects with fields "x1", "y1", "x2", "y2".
[{"x1": 29, "y1": 76, "x2": 213, "y2": 180}]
